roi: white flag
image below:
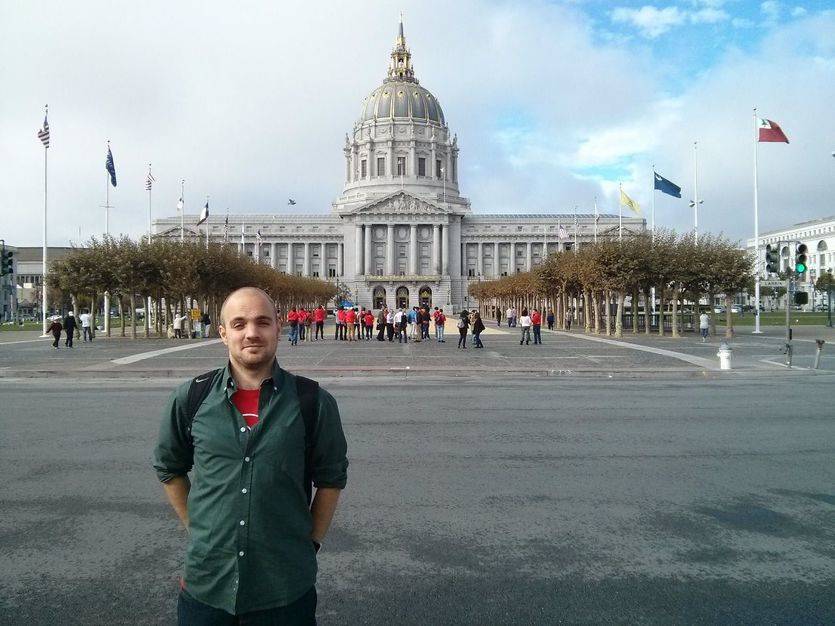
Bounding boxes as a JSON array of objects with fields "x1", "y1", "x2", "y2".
[
  {"x1": 177, "y1": 197, "x2": 183, "y2": 211},
  {"x1": 198, "y1": 201, "x2": 209, "y2": 225}
]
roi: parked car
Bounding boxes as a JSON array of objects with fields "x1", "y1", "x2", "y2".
[
  {"x1": 730, "y1": 305, "x2": 742, "y2": 314},
  {"x1": 713, "y1": 306, "x2": 725, "y2": 314}
]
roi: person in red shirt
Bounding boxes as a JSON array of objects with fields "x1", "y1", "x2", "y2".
[
  {"x1": 286, "y1": 308, "x2": 299, "y2": 346},
  {"x1": 531, "y1": 309, "x2": 543, "y2": 345},
  {"x1": 363, "y1": 310, "x2": 374, "y2": 340},
  {"x1": 336, "y1": 308, "x2": 346, "y2": 340},
  {"x1": 313, "y1": 305, "x2": 326, "y2": 340}
]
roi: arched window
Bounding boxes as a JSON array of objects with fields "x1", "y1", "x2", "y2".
[
  {"x1": 396, "y1": 286, "x2": 409, "y2": 309},
  {"x1": 419, "y1": 286, "x2": 432, "y2": 307},
  {"x1": 373, "y1": 286, "x2": 386, "y2": 310}
]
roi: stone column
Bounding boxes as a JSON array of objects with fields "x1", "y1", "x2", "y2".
[
  {"x1": 364, "y1": 225, "x2": 372, "y2": 275},
  {"x1": 477, "y1": 241, "x2": 484, "y2": 277},
  {"x1": 410, "y1": 223, "x2": 418, "y2": 275},
  {"x1": 386, "y1": 224, "x2": 395, "y2": 275},
  {"x1": 287, "y1": 242, "x2": 295, "y2": 275},
  {"x1": 270, "y1": 243, "x2": 277, "y2": 269},
  {"x1": 303, "y1": 242, "x2": 310, "y2": 277},
  {"x1": 526, "y1": 242, "x2": 532, "y2": 272},
  {"x1": 338, "y1": 243, "x2": 344, "y2": 277},
  {"x1": 432, "y1": 224, "x2": 440, "y2": 274},
  {"x1": 355, "y1": 223, "x2": 363, "y2": 275},
  {"x1": 441, "y1": 225, "x2": 449, "y2": 275},
  {"x1": 493, "y1": 242, "x2": 499, "y2": 277},
  {"x1": 510, "y1": 241, "x2": 516, "y2": 274}
]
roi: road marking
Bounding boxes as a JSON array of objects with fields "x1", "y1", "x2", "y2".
[
  {"x1": 0, "y1": 337, "x2": 51, "y2": 346},
  {"x1": 111, "y1": 339, "x2": 222, "y2": 365},
  {"x1": 759, "y1": 358, "x2": 810, "y2": 370},
  {"x1": 551, "y1": 331, "x2": 719, "y2": 370}
]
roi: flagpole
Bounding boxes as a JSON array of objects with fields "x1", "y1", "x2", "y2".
[
  {"x1": 693, "y1": 141, "x2": 699, "y2": 244},
  {"x1": 180, "y1": 179, "x2": 185, "y2": 243},
  {"x1": 42, "y1": 105, "x2": 48, "y2": 335},
  {"x1": 618, "y1": 184, "x2": 623, "y2": 242},
  {"x1": 147, "y1": 163, "x2": 153, "y2": 333},
  {"x1": 573, "y1": 205, "x2": 578, "y2": 254},
  {"x1": 147, "y1": 164, "x2": 153, "y2": 244},
  {"x1": 205, "y1": 195, "x2": 210, "y2": 251},
  {"x1": 593, "y1": 196, "x2": 598, "y2": 243},
  {"x1": 650, "y1": 165, "x2": 656, "y2": 241},
  {"x1": 753, "y1": 107, "x2": 762, "y2": 334},
  {"x1": 103, "y1": 140, "x2": 112, "y2": 337}
]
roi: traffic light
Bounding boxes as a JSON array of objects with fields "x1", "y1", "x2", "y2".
[
  {"x1": 794, "y1": 243, "x2": 808, "y2": 274},
  {"x1": 794, "y1": 292, "x2": 809, "y2": 305},
  {"x1": 765, "y1": 244, "x2": 779, "y2": 274},
  {"x1": 0, "y1": 248, "x2": 12, "y2": 276}
]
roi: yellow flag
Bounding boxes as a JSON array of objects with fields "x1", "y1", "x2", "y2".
[{"x1": 619, "y1": 188, "x2": 641, "y2": 215}]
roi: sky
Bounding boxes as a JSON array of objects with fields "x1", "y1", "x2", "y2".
[{"x1": 2, "y1": 0, "x2": 834, "y2": 247}]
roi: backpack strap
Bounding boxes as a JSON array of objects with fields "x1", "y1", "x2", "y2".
[
  {"x1": 185, "y1": 368, "x2": 222, "y2": 441},
  {"x1": 295, "y1": 374, "x2": 320, "y2": 506}
]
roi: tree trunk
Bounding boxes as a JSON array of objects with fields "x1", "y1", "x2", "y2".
[
  {"x1": 144, "y1": 294, "x2": 151, "y2": 338},
  {"x1": 118, "y1": 296, "x2": 126, "y2": 337},
  {"x1": 130, "y1": 292, "x2": 137, "y2": 339},
  {"x1": 657, "y1": 291, "x2": 665, "y2": 336},
  {"x1": 671, "y1": 288, "x2": 680, "y2": 338},
  {"x1": 591, "y1": 291, "x2": 600, "y2": 334},
  {"x1": 725, "y1": 294, "x2": 734, "y2": 338},
  {"x1": 71, "y1": 294, "x2": 80, "y2": 339},
  {"x1": 583, "y1": 290, "x2": 591, "y2": 333},
  {"x1": 615, "y1": 291, "x2": 625, "y2": 338},
  {"x1": 708, "y1": 291, "x2": 717, "y2": 337},
  {"x1": 643, "y1": 288, "x2": 652, "y2": 335},
  {"x1": 604, "y1": 289, "x2": 611, "y2": 336},
  {"x1": 90, "y1": 293, "x2": 97, "y2": 337}
]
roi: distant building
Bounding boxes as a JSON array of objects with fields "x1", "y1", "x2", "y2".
[
  {"x1": 13, "y1": 246, "x2": 75, "y2": 319},
  {"x1": 153, "y1": 18, "x2": 643, "y2": 311}
]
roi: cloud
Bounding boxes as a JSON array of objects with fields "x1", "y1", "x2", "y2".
[
  {"x1": 611, "y1": 6, "x2": 686, "y2": 38},
  {"x1": 761, "y1": 1, "x2": 781, "y2": 21},
  {"x1": 791, "y1": 6, "x2": 808, "y2": 17},
  {"x1": 690, "y1": 7, "x2": 730, "y2": 23}
]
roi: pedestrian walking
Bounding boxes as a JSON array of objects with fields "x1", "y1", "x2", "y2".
[
  {"x1": 314, "y1": 305, "x2": 326, "y2": 340},
  {"x1": 457, "y1": 310, "x2": 470, "y2": 349},
  {"x1": 201, "y1": 312, "x2": 212, "y2": 338},
  {"x1": 699, "y1": 311, "x2": 710, "y2": 342},
  {"x1": 519, "y1": 308, "x2": 532, "y2": 345},
  {"x1": 434, "y1": 307, "x2": 446, "y2": 342},
  {"x1": 506, "y1": 306, "x2": 513, "y2": 328},
  {"x1": 63, "y1": 311, "x2": 77, "y2": 348},
  {"x1": 495, "y1": 307, "x2": 502, "y2": 326},
  {"x1": 48, "y1": 316, "x2": 62, "y2": 349},
  {"x1": 564, "y1": 309, "x2": 572, "y2": 331},
  {"x1": 385, "y1": 308, "x2": 395, "y2": 341},
  {"x1": 531, "y1": 308, "x2": 542, "y2": 344},
  {"x1": 79, "y1": 309, "x2": 93, "y2": 341},
  {"x1": 376, "y1": 308, "x2": 387, "y2": 341},
  {"x1": 173, "y1": 313, "x2": 187, "y2": 339},
  {"x1": 472, "y1": 311, "x2": 485, "y2": 348},
  {"x1": 546, "y1": 310, "x2": 555, "y2": 331},
  {"x1": 154, "y1": 286, "x2": 348, "y2": 624}
]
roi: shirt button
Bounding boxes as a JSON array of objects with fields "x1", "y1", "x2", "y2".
[
  {"x1": 239, "y1": 551, "x2": 245, "y2": 557},
  {"x1": 240, "y1": 427, "x2": 246, "y2": 433},
  {"x1": 244, "y1": 457, "x2": 250, "y2": 462},
  {"x1": 241, "y1": 488, "x2": 248, "y2": 494},
  {"x1": 240, "y1": 520, "x2": 246, "y2": 526}
]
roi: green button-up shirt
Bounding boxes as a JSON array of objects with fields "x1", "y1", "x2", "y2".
[{"x1": 153, "y1": 361, "x2": 348, "y2": 615}]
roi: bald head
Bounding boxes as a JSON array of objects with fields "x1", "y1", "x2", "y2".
[{"x1": 219, "y1": 287, "x2": 276, "y2": 326}]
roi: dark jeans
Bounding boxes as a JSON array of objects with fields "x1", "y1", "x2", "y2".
[
  {"x1": 547, "y1": 320, "x2": 554, "y2": 330},
  {"x1": 365, "y1": 324, "x2": 373, "y2": 339},
  {"x1": 299, "y1": 325, "x2": 305, "y2": 340},
  {"x1": 51, "y1": 333, "x2": 60, "y2": 348},
  {"x1": 83, "y1": 327, "x2": 93, "y2": 341},
  {"x1": 458, "y1": 328, "x2": 467, "y2": 348},
  {"x1": 315, "y1": 322, "x2": 324, "y2": 339},
  {"x1": 473, "y1": 331, "x2": 483, "y2": 347},
  {"x1": 398, "y1": 325, "x2": 408, "y2": 343},
  {"x1": 533, "y1": 325, "x2": 541, "y2": 344},
  {"x1": 178, "y1": 585, "x2": 316, "y2": 625},
  {"x1": 386, "y1": 323, "x2": 394, "y2": 341},
  {"x1": 520, "y1": 327, "x2": 531, "y2": 344},
  {"x1": 421, "y1": 322, "x2": 430, "y2": 339},
  {"x1": 65, "y1": 330, "x2": 74, "y2": 347}
]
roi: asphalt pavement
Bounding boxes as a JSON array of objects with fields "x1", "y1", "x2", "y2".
[{"x1": 1, "y1": 371, "x2": 833, "y2": 624}]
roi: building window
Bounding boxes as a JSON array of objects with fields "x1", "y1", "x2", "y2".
[
  {"x1": 436, "y1": 159, "x2": 442, "y2": 179},
  {"x1": 377, "y1": 157, "x2": 385, "y2": 177},
  {"x1": 418, "y1": 157, "x2": 426, "y2": 177},
  {"x1": 328, "y1": 268, "x2": 336, "y2": 277},
  {"x1": 361, "y1": 159, "x2": 367, "y2": 179},
  {"x1": 312, "y1": 271, "x2": 319, "y2": 277},
  {"x1": 468, "y1": 268, "x2": 475, "y2": 277},
  {"x1": 397, "y1": 156, "x2": 406, "y2": 176}
]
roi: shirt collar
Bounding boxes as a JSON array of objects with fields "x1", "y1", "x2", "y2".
[{"x1": 223, "y1": 359, "x2": 284, "y2": 393}]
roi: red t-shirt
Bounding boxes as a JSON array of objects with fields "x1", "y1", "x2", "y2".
[
  {"x1": 232, "y1": 388, "x2": 260, "y2": 428},
  {"x1": 531, "y1": 312, "x2": 542, "y2": 325},
  {"x1": 287, "y1": 311, "x2": 297, "y2": 323},
  {"x1": 346, "y1": 310, "x2": 357, "y2": 324},
  {"x1": 337, "y1": 309, "x2": 346, "y2": 323},
  {"x1": 364, "y1": 312, "x2": 375, "y2": 326},
  {"x1": 313, "y1": 308, "x2": 325, "y2": 322}
]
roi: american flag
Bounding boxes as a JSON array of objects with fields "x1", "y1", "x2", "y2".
[
  {"x1": 37, "y1": 115, "x2": 50, "y2": 148},
  {"x1": 106, "y1": 146, "x2": 117, "y2": 187},
  {"x1": 256, "y1": 228, "x2": 262, "y2": 242},
  {"x1": 145, "y1": 171, "x2": 155, "y2": 191},
  {"x1": 224, "y1": 215, "x2": 229, "y2": 242},
  {"x1": 197, "y1": 200, "x2": 209, "y2": 225},
  {"x1": 558, "y1": 224, "x2": 568, "y2": 240}
]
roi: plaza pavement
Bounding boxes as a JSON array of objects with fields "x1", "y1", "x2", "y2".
[{"x1": 0, "y1": 373, "x2": 832, "y2": 624}]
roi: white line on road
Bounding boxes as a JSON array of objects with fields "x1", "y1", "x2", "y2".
[
  {"x1": 0, "y1": 337, "x2": 51, "y2": 346},
  {"x1": 111, "y1": 339, "x2": 222, "y2": 365},
  {"x1": 551, "y1": 331, "x2": 720, "y2": 370}
]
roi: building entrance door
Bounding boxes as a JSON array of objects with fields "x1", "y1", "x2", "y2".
[
  {"x1": 373, "y1": 286, "x2": 386, "y2": 310},
  {"x1": 396, "y1": 286, "x2": 409, "y2": 309},
  {"x1": 419, "y1": 286, "x2": 432, "y2": 308}
]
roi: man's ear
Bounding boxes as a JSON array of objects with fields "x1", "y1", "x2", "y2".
[{"x1": 218, "y1": 323, "x2": 228, "y2": 344}]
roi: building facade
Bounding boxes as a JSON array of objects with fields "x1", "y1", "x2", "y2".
[
  {"x1": 153, "y1": 20, "x2": 643, "y2": 311},
  {"x1": 747, "y1": 215, "x2": 835, "y2": 309}
]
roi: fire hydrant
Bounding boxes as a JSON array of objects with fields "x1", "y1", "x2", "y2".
[{"x1": 717, "y1": 342, "x2": 733, "y2": 370}]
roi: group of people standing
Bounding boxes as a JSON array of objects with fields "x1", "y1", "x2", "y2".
[
  {"x1": 498, "y1": 306, "x2": 567, "y2": 332},
  {"x1": 46, "y1": 310, "x2": 93, "y2": 349}
]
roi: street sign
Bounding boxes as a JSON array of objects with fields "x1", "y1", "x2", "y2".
[{"x1": 760, "y1": 279, "x2": 784, "y2": 287}]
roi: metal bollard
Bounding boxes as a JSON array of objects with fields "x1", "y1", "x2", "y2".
[
  {"x1": 813, "y1": 340, "x2": 825, "y2": 370},
  {"x1": 784, "y1": 343, "x2": 793, "y2": 368},
  {"x1": 717, "y1": 342, "x2": 733, "y2": 370}
]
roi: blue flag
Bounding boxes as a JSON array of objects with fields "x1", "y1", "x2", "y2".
[
  {"x1": 654, "y1": 171, "x2": 680, "y2": 198},
  {"x1": 106, "y1": 147, "x2": 117, "y2": 187}
]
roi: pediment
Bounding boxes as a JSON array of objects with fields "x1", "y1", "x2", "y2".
[{"x1": 351, "y1": 191, "x2": 448, "y2": 216}]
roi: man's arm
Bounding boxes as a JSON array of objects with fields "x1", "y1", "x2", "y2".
[
  {"x1": 162, "y1": 475, "x2": 191, "y2": 532},
  {"x1": 310, "y1": 487, "x2": 341, "y2": 544}
]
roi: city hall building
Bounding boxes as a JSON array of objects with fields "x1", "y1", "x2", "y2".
[{"x1": 153, "y1": 20, "x2": 644, "y2": 311}]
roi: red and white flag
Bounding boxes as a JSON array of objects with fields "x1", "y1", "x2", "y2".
[{"x1": 758, "y1": 118, "x2": 789, "y2": 143}]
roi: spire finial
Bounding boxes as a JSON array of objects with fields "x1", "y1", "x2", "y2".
[{"x1": 387, "y1": 12, "x2": 416, "y2": 82}]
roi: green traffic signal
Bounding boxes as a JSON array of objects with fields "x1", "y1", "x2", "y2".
[{"x1": 794, "y1": 244, "x2": 808, "y2": 275}]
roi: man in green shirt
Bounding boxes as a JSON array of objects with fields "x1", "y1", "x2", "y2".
[{"x1": 154, "y1": 287, "x2": 348, "y2": 624}]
